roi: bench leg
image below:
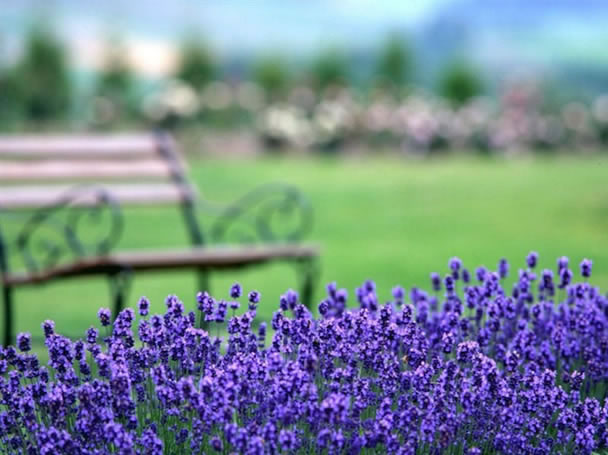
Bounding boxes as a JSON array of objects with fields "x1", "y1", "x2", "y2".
[
  {"x1": 108, "y1": 271, "x2": 132, "y2": 320},
  {"x1": 299, "y1": 258, "x2": 319, "y2": 312},
  {"x1": 197, "y1": 269, "x2": 210, "y2": 295},
  {"x1": 2, "y1": 285, "x2": 13, "y2": 347}
]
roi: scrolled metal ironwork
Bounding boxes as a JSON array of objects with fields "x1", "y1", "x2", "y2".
[
  {"x1": 10, "y1": 185, "x2": 124, "y2": 273},
  {"x1": 205, "y1": 183, "x2": 313, "y2": 245}
]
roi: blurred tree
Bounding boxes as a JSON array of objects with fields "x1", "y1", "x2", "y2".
[
  {"x1": 96, "y1": 38, "x2": 133, "y2": 100},
  {"x1": 0, "y1": 35, "x2": 17, "y2": 127},
  {"x1": 438, "y1": 60, "x2": 483, "y2": 106},
  {"x1": 375, "y1": 33, "x2": 412, "y2": 90},
  {"x1": 0, "y1": 63, "x2": 21, "y2": 127},
  {"x1": 253, "y1": 56, "x2": 289, "y2": 100},
  {"x1": 93, "y1": 35, "x2": 135, "y2": 124},
  {"x1": 175, "y1": 36, "x2": 215, "y2": 90},
  {"x1": 310, "y1": 48, "x2": 349, "y2": 92},
  {"x1": 11, "y1": 24, "x2": 71, "y2": 123}
]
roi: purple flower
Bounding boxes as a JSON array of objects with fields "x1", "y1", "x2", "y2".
[
  {"x1": 197, "y1": 292, "x2": 215, "y2": 317},
  {"x1": 430, "y1": 272, "x2": 442, "y2": 292},
  {"x1": 540, "y1": 268, "x2": 555, "y2": 295},
  {"x1": 16, "y1": 332, "x2": 31, "y2": 352},
  {"x1": 279, "y1": 429, "x2": 297, "y2": 451},
  {"x1": 286, "y1": 289, "x2": 298, "y2": 309},
  {"x1": 138, "y1": 296, "x2": 150, "y2": 317},
  {"x1": 210, "y1": 436, "x2": 223, "y2": 452},
  {"x1": 527, "y1": 251, "x2": 539, "y2": 268},
  {"x1": 279, "y1": 294, "x2": 289, "y2": 311},
  {"x1": 248, "y1": 290, "x2": 260, "y2": 304},
  {"x1": 196, "y1": 291, "x2": 207, "y2": 308},
  {"x1": 41, "y1": 320, "x2": 55, "y2": 338},
  {"x1": 559, "y1": 267, "x2": 573, "y2": 289},
  {"x1": 392, "y1": 286, "x2": 405, "y2": 301},
  {"x1": 230, "y1": 283, "x2": 242, "y2": 298},
  {"x1": 104, "y1": 422, "x2": 133, "y2": 452},
  {"x1": 444, "y1": 275, "x2": 455, "y2": 294},
  {"x1": 86, "y1": 327, "x2": 98, "y2": 344},
  {"x1": 475, "y1": 266, "x2": 487, "y2": 282},
  {"x1": 449, "y1": 256, "x2": 462, "y2": 279},
  {"x1": 98, "y1": 308, "x2": 111, "y2": 326},
  {"x1": 139, "y1": 429, "x2": 163, "y2": 455},
  {"x1": 215, "y1": 300, "x2": 228, "y2": 323},
  {"x1": 580, "y1": 258, "x2": 592, "y2": 278},
  {"x1": 498, "y1": 258, "x2": 509, "y2": 279}
]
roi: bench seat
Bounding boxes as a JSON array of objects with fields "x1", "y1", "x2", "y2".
[{"x1": 2, "y1": 244, "x2": 319, "y2": 286}]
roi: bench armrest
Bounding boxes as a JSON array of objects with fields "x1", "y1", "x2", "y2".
[
  {"x1": 0, "y1": 185, "x2": 123, "y2": 273},
  {"x1": 201, "y1": 183, "x2": 313, "y2": 245}
]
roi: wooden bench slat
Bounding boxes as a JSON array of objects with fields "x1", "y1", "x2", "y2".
[
  {"x1": 0, "y1": 183, "x2": 195, "y2": 208},
  {"x1": 1, "y1": 245, "x2": 320, "y2": 285},
  {"x1": 0, "y1": 134, "x2": 159, "y2": 158},
  {"x1": 0, "y1": 159, "x2": 172, "y2": 181}
]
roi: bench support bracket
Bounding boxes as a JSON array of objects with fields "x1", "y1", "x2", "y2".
[
  {"x1": 2, "y1": 285, "x2": 13, "y2": 348},
  {"x1": 108, "y1": 269, "x2": 132, "y2": 320}
]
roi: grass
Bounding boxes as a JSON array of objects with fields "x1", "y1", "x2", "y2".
[{"x1": 2, "y1": 153, "x2": 608, "y2": 346}]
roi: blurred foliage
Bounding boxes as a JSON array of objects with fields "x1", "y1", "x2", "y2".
[
  {"x1": 175, "y1": 36, "x2": 215, "y2": 90},
  {"x1": 438, "y1": 60, "x2": 484, "y2": 106},
  {"x1": 4, "y1": 24, "x2": 71, "y2": 124},
  {"x1": 375, "y1": 33, "x2": 412, "y2": 90},
  {"x1": 253, "y1": 56, "x2": 289, "y2": 100},
  {"x1": 310, "y1": 48, "x2": 350, "y2": 91},
  {"x1": 0, "y1": 66, "x2": 22, "y2": 127},
  {"x1": 96, "y1": 38, "x2": 133, "y2": 101},
  {"x1": 3, "y1": 20, "x2": 608, "y2": 158},
  {"x1": 92, "y1": 36, "x2": 136, "y2": 125}
]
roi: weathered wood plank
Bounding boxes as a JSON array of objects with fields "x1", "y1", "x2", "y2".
[
  {"x1": 0, "y1": 183, "x2": 195, "y2": 208},
  {"x1": 0, "y1": 159, "x2": 172, "y2": 181},
  {"x1": 2, "y1": 245, "x2": 320, "y2": 285},
  {"x1": 0, "y1": 134, "x2": 159, "y2": 158}
]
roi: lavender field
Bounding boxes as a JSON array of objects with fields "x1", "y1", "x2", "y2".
[{"x1": 3, "y1": 251, "x2": 608, "y2": 453}]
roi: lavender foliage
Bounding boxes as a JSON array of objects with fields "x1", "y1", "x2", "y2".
[{"x1": 2, "y1": 254, "x2": 608, "y2": 454}]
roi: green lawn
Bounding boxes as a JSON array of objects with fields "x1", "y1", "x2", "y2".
[{"x1": 3, "y1": 154, "x2": 608, "y2": 345}]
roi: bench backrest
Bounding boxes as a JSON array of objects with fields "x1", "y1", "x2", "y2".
[
  {"x1": 0, "y1": 131, "x2": 204, "y2": 274},
  {"x1": 0, "y1": 132, "x2": 195, "y2": 207}
]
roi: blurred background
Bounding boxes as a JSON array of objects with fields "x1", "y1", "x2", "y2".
[
  {"x1": 4, "y1": 0, "x2": 608, "y2": 151},
  {"x1": 1, "y1": 0, "x2": 608, "y2": 341}
]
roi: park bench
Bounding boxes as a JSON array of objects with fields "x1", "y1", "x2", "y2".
[{"x1": 0, "y1": 131, "x2": 319, "y2": 346}]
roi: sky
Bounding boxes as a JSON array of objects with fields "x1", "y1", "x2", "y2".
[
  {"x1": 1, "y1": 0, "x2": 451, "y2": 76},
  {"x1": 2, "y1": 0, "x2": 608, "y2": 90}
]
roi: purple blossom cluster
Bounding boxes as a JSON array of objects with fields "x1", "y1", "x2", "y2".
[{"x1": 1, "y1": 254, "x2": 607, "y2": 454}]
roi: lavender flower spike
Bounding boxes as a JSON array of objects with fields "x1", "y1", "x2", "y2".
[{"x1": 580, "y1": 258, "x2": 592, "y2": 278}]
